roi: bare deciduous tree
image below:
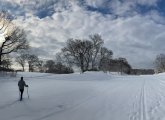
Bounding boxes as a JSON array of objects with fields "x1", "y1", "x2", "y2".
[
  {"x1": 118, "y1": 57, "x2": 130, "y2": 74},
  {"x1": 59, "y1": 34, "x2": 114, "y2": 73},
  {"x1": 0, "y1": 11, "x2": 12, "y2": 35},
  {"x1": 26, "y1": 54, "x2": 39, "y2": 72},
  {"x1": 99, "y1": 47, "x2": 113, "y2": 72},
  {"x1": 155, "y1": 54, "x2": 165, "y2": 73},
  {"x1": 0, "y1": 11, "x2": 29, "y2": 66},
  {"x1": 62, "y1": 39, "x2": 93, "y2": 73},
  {"x1": 36, "y1": 60, "x2": 44, "y2": 72},
  {"x1": 1, "y1": 54, "x2": 12, "y2": 69},
  {"x1": 15, "y1": 53, "x2": 27, "y2": 71},
  {"x1": 89, "y1": 34, "x2": 104, "y2": 69},
  {"x1": 44, "y1": 60, "x2": 55, "y2": 73}
]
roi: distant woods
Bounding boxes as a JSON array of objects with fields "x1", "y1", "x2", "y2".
[{"x1": 15, "y1": 54, "x2": 74, "y2": 74}]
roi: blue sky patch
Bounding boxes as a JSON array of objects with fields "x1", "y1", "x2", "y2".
[{"x1": 157, "y1": 0, "x2": 165, "y2": 16}]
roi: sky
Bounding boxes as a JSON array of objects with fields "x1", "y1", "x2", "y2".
[{"x1": 0, "y1": 0, "x2": 165, "y2": 69}]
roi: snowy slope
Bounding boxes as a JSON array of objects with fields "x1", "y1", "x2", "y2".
[{"x1": 0, "y1": 72, "x2": 165, "y2": 120}]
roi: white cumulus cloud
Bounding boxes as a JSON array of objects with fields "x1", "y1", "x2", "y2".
[{"x1": 0, "y1": 0, "x2": 164, "y2": 69}]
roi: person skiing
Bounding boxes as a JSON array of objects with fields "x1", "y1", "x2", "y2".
[{"x1": 18, "y1": 77, "x2": 28, "y2": 101}]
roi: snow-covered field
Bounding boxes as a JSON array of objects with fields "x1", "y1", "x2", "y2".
[{"x1": 1, "y1": 72, "x2": 165, "y2": 120}]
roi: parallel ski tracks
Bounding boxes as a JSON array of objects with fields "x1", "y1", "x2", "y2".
[
  {"x1": 129, "y1": 79, "x2": 148, "y2": 120},
  {"x1": 139, "y1": 80, "x2": 148, "y2": 120},
  {"x1": 129, "y1": 78, "x2": 165, "y2": 120}
]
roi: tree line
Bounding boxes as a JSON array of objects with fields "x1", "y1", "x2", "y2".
[{"x1": 15, "y1": 52, "x2": 74, "y2": 74}]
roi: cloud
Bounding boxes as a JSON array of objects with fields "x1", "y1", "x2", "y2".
[
  {"x1": 104, "y1": 14, "x2": 165, "y2": 68},
  {"x1": 0, "y1": 0, "x2": 165, "y2": 69},
  {"x1": 85, "y1": 0, "x2": 159, "y2": 7}
]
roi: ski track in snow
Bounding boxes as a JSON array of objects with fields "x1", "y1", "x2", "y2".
[
  {"x1": 1, "y1": 72, "x2": 165, "y2": 120},
  {"x1": 129, "y1": 79, "x2": 148, "y2": 120},
  {"x1": 129, "y1": 76, "x2": 165, "y2": 120}
]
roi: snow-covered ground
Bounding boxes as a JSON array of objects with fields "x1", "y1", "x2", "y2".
[{"x1": 1, "y1": 72, "x2": 165, "y2": 120}]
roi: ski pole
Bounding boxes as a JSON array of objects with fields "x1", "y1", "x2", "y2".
[
  {"x1": 18, "y1": 88, "x2": 21, "y2": 99},
  {"x1": 27, "y1": 87, "x2": 30, "y2": 99}
]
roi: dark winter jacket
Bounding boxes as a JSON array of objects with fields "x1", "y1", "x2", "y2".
[{"x1": 18, "y1": 80, "x2": 28, "y2": 90}]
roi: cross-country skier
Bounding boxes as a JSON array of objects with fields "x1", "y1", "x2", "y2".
[{"x1": 18, "y1": 77, "x2": 28, "y2": 101}]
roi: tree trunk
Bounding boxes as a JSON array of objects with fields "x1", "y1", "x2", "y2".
[
  {"x1": 0, "y1": 54, "x2": 2, "y2": 67},
  {"x1": 120, "y1": 62, "x2": 123, "y2": 75},
  {"x1": 28, "y1": 64, "x2": 30, "y2": 72},
  {"x1": 80, "y1": 53, "x2": 84, "y2": 73},
  {"x1": 22, "y1": 66, "x2": 24, "y2": 72}
]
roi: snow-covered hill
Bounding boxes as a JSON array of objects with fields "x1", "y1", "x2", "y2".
[{"x1": 0, "y1": 72, "x2": 165, "y2": 120}]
